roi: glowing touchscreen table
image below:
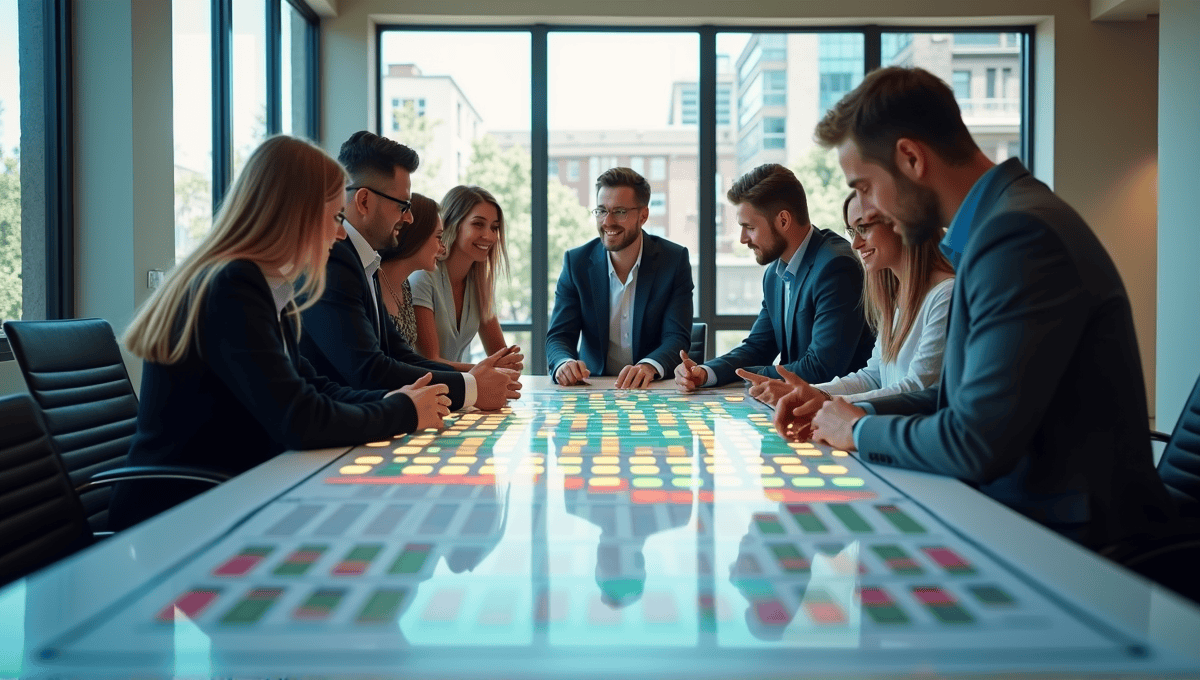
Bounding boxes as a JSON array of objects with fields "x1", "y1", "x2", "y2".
[{"x1": 4, "y1": 382, "x2": 1200, "y2": 678}]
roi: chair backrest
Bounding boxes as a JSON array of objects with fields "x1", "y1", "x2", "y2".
[
  {"x1": 690, "y1": 322, "x2": 707, "y2": 364},
  {"x1": 1158, "y1": 372, "x2": 1200, "y2": 519},
  {"x1": 3, "y1": 319, "x2": 140, "y2": 532},
  {"x1": 0, "y1": 394, "x2": 92, "y2": 586}
]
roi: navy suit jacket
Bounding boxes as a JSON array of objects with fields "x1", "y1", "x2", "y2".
[
  {"x1": 110, "y1": 260, "x2": 417, "y2": 530},
  {"x1": 546, "y1": 234, "x2": 693, "y2": 380},
  {"x1": 299, "y1": 238, "x2": 467, "y2": 409},
  {"x1": 856, "y1": 158, "x2": 1174, "y2": 548},
  {"x1": 707, "y1": 227, "x2": 873, "y2": 386}
]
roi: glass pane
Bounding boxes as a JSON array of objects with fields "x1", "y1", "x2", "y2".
[
  {"x1": 0, "y1": 1, "x2": 19, "y2": 321},
  {"x1": 548, "y1": 31, "x2": 700, "y2": 320},
  {"x1": 715, "y1": 330, "x2": 750, "y2": 357},
  {"x1": 232, "y1": 0, "x2": 267, "y2": 178},
  {"x1": 172, "y1": 0, "x2": 213, "y2": 262},
  {"x1": 379, "y1": 31, "x2": 532, "y2": 324},
  {"x1": 715, "y1": 33, "x2": 862, "y2": 315},
  {"x1": 281, "y1": 0, "x2": 310, "y2": 137},
  {"x1": 884, "y1": 32, "x2": 1022, "y2": 163}
]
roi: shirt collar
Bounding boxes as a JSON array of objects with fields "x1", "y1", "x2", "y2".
[
  {"x1": 941, "y1": 163, "x2": 1004, "y2": 268},
  {"x1": 606, "y1": 233, "x2": 644, "y2": 281},
  {"x1": 256, "y1": 265, "x2": 295, "y2": 316},
  {"x1": 777, "y1": 225, "x2": 815, "y2": 281},
  {"x1": 343, "y1": 221, "x2": 382, "y2": 276}
]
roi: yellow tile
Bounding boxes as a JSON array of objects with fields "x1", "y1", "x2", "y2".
[
  {"x1": 629, "y1": 465, "x2": 660, "y2": 475},
  {"x1": 402, "y1": 465, "x2": 433, "y2": 475},
  {"x1": 591, "y1": 465, "x2": 621, "y2": 475},
  {"x1": 339, "y1": 464, "x2": 371, "y2": 475},
  {"x1": 438, "y1": 465, "x2": 469, "y2": 475},
  {"x1": 354, "y1": 455, "x2": 383, "y2": 465}
]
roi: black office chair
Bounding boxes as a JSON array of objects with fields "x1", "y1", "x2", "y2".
[
  {"x1": 3, "y1": 318, "x2": 229, "y2": 533},
  {"x1": 0, "y1": 394, "x2": 93, "y2": 586},
  {"x1": 689, "y1": 322, "x2": 707, "y2": 364},
  {"x1": 1101, "y1": 372, "x2": 1200, "y2": 603}
]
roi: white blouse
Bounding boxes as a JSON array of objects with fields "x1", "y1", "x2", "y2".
[
  {"x1": 409, "y1": 265, "x2": 480, "y2": 364},
  {"x1": 816, "y1": 277, "x2": 954, "y2": 402}
]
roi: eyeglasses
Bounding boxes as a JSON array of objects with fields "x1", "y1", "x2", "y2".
[
  {"x1": 846, "y1": 220, "x2": 885, "y2": 239},
  {"x1": 334, "y1": 210, "x2": 346, "y2": 226},
  {"x1": 347, "y1": 185, "x2": 412, "y2": 214},
  {"x1": 592, "y1": 206, "x2": 642, "y2": 221}
]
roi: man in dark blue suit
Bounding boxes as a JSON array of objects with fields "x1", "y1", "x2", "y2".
[
  {"x1": 299, "y1": 131, "x2": 519, "y2": 410},
  {"x1": 675, "y1": 164, "x2": 873, "y2": 391},
  {"x1": 792, "y1": 67, "x2": 1174, "y2": 548},
  {"x1": 547, "y1": 167, "x2": 693, "y2": 388}
]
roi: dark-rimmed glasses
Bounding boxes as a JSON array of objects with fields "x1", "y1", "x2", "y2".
[
  {"x1": 347, "y1": 185, "x2": 412, "y2": 214},
  {"x1": 592, "y1": 206, "x2": 642, "y2": 221}
]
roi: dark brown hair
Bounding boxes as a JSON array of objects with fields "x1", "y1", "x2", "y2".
[
  {"x1": 595, "y1": 167, "x2": 651, "y2": 206},
  {"x1": 815, "y1": 66, "x2": 979, "y2": 170},
  {"x1": 380, "y1": 193, "x2": 439, "y2": 263},
  {"x1": 338, "y1": 130, "x2": 420, "y2": 187},
  {"x1": 726, "y1": 163, "x2": 810, "y2": 227}
]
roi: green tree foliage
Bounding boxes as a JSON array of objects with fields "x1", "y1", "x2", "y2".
[
  {"x1": 0, "y1": 151, "x2": 21, "y2": 321},
  {"x1": 792, "y1": 145, "x2": 851, "y2": 234},
  {"x1": 392, "y1": 102, "x2": 444, "y2": 197},
  {"x1": 462, "y1": 134, "x2": 592, "y2": 323}
]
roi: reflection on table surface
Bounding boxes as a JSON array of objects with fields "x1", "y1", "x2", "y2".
[{"x1": 3, "y1": 384, "x2": 1200, "y2": 678}]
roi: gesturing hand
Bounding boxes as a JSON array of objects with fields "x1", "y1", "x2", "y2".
[
  {"x1": 555, "y1": 359, "x2": 591, "y2": 386},
  {"x1": 810, "y1": 397, "x2": 864, "y2": 451},
  {"x1": 616, "y1": 362, "x2": 658, "y2": 389},
  {"x1": 773, "y1": 385, "x2": 826, "y2": 442},
  {"x1": 472, "y1": 346, "x2": 523, "y2": 410},
  {"x1": 673, "y1": 349, "x2": 707, "y2": 393},
  {"x1": 396, "y1": 372, "x2": 451, "y2": 431},
  {"x1": 495, "y1": 345, "x2": 524, "y2": 372}
]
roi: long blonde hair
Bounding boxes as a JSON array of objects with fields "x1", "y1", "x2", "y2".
[
  {"x1": 439, "y1": 185, "x2": 509, "y2": 321},
  {"x1": 844, "y1": 192, "x2": 954, "y2": 363},
  {"x1": 125, "y1": 135, "x2": 346, "y2": 364}
]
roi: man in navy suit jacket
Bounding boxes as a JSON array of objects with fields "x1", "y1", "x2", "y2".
[
  {"x1": 547, "y1": 167, "x2": 693, "y2": 388},
  {"x1": 798, "y1": 67, "x2": 1174, "y2": 548},
  {"x1": 675, "y1": 164, "x2": 873, "y2": 391},
  {"x1": 299, "y1": 131, "x2": 519, "y2": 410}
]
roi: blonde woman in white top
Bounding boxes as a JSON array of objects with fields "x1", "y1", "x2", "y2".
[{"x1": 741, "y1": 191, "x2": 954, "y2": 420}]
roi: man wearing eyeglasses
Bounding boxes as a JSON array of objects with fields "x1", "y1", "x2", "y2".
[
  {"x1": 299, "y1": 130, "x2": 520, "y2": 412},
  {"x1": 546, "y1": 167, "x2": 694, "y2": 388},
  {"x1": 675, "y1": 163, "x2": 874, "y2": 392}
]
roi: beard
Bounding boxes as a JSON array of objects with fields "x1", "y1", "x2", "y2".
[
  {"x1": 752, "y1": 225, "x2": 787, "y2": 265},
  {"x1": 891, "y1": 172, "x2": 944, "y2": 246},
  {"x1": 599, "y1": 223, "x2": 641, "y2": 253}
]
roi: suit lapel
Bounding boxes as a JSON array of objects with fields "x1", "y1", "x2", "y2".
[
  {"x1": 589, "y1": 243, "x2": 611, "y2": 350},
  {"x1": 631, "y1": 236, "x2": 657, "y2": 357}
]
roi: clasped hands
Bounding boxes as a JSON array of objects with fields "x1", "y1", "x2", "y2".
[{"x1": 736, "y1": 365, "x2": 864, "y2": 450}]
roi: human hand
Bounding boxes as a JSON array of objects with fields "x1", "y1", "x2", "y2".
[
  {"x1": 554, "y1": 359, "x2": 591, "y2": 386},
  {"x1": 495, "y1": 345, "x2": 524, "y2": 372},
  {"x1": 773, "y1": 386, "x2": 826, "y2": 442},
  {"x1": 616, "y1": 362, "x2": 658, "y2": 389},
  {"x1": 396, "y1": 372, "x2": 451, "y2": 431},
  {"x1": 471, "y1": 347, "x2": 523, "y2": 410},
  {"x1": 674, "y1": 349, "x2": 707, "y2": 392},
  {"x1": 735, "y1": 369, "x2": 790, "y2": 407},
  {"x1": 810, "y1": 397, "x2": 865, "y2": 451}
]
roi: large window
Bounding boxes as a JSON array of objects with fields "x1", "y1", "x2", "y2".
[
  {"x1": 172, "y1": 0, "x2": 319, "y2": 263},
  {"x1": 377, "y1": 25, "x2": 1032, "y2": 373},
  {"x1": 0, "y1": 2, "x2": 20, "y2": 324}
]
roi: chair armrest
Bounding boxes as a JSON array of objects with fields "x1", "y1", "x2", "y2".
[
  {"x1": 1150, "y1": 429, "x2": 1171, "y2": 444},
  {"x1": 77, "y1": 466, "x2": 232, "y2": 494}
]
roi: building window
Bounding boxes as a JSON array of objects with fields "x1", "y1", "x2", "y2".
[
  {"x1": 953, "y1": 70, "x2": 972, "y2": 100},
  {"x1": 0, "y1": 0, "x2": 21, "y2": 323},
  {"x1": 649, "y1": 157, "x2": 666, "y2": 181},
  {"x1": 567, "y1": 159, "x2": 579, "y2": 182}
]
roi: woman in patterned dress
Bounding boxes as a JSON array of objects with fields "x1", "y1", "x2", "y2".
[{"x1": 378, "y1": 192, "x2": 444, "y2": 348}]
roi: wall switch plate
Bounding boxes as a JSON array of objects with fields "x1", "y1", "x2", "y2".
[{"x1": 148, "y1": 269, "x2": 165, "y2": 290}]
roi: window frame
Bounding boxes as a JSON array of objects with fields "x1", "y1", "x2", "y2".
[{"x1": 373, "y1": 22, "x2": 1034, "y2": 375}]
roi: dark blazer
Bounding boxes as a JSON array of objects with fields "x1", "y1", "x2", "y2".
[
  {"x1": 109, "y1": 260, "x2": 416, "y2": 530},
  {"x1": 299, "y1": 238, "x2": 467, "y2": 408},
  {"x1": 546, "y1": 234, "x2": 694, "y2": 380},
  {"x1": 856, "y1": 158, "x2": 1174, "y2": 548},
  {"x1": 707, "y1": 227, "x2": 873, "y2": 386}
]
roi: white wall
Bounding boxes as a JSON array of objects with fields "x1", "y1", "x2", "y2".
[
  {"x1": 322, "y1": 0, "x2": 1163, "y2": 420},
  {"x1": 1156, "y1": 0, "x2": 1200, "y2": 432}
]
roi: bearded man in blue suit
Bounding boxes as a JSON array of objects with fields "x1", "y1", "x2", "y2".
[{"x1": 547, "y1": 167, "x2": 694, "y2": 389}]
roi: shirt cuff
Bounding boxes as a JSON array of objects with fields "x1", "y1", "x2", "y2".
[
  {"x1": 640, "y1": 358, "x2": 665, "y2": 379},
  {"x1": 460, "y1": 372, "x2": 477, "y2": 409},
  {"x1": 701, "y1": 365, "x2": 718, "y2": 388},
  {"x1": 851, "y1": 406, "x2": 873, "y2": 451}
]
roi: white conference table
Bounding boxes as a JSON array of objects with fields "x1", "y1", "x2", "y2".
[{"x1": 1, "y1": 376, "x2": 1198, "y2": 678}]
